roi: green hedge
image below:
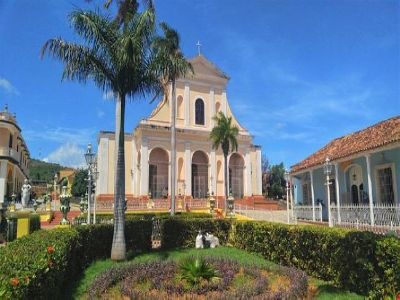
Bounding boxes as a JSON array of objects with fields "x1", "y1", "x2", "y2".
[
  {"x1": 231, "y1": 221, "x2": 400, "y2": 298},
  {"x1": 73, "y1": 211, "x2": 212, "y2": 224},
  {"x1": 160, "y1": 218, "x2": 232, "y2": 249},
  {"x1": 0, "y1": 220, "x2": 152, "y2": 299},
  {"x1": 29, "y1": 214, "x2": 41, "y2": 233}
]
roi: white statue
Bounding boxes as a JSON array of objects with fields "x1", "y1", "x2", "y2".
[
  {"x1": 21, "y1": 179, "x2": 31, "y2": 208},
  {"x1": 205, "y1": 233, "x2": 220, "y2": 248},
  {"x1": 195, "y1": 231, "x2": 204, "y2": 249}
]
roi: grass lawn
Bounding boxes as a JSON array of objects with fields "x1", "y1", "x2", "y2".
[{"x1": 68, "y1": 247, "x2": 362, "y2": 300}]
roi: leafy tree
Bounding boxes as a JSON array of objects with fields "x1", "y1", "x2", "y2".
[
  {"x1": 42, "y1": 5, "x2": 162, "y2": 260},
  {"x1": 268, "y1": 163, "x2": 286, "y2": 199},
  {"x1": 261, "y1": 154, "x2": 270, "y2": 195},
  {"x1": 210, "y1": 112, "x2": 239, "y2": 209},
  {"x1": 152, "y1": 22, "x2": 193, "y2": 215},
  {"x1": 71, "y1": 169, "x2": 88, "y2": 197}
]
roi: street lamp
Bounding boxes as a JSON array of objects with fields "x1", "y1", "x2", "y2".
[
  {"x1": 284, "y1": 169, "x2": 290, "y2": 224},
  {"x1": 53, "y1": 173, "x2": 58, "y2": 211},
  {"x1": 323, "y1": 157, "x2": 333, "y2": 227},
  {"x1": 85, "y1": 143, "x2": 95, "y2": 225}
]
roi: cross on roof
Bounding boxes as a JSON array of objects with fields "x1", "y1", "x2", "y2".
[{"x1": 196, "y1": 40, "x2": 202, "y2": 56}]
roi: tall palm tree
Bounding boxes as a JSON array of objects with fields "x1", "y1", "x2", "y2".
[
  {"x1": 210, "y1": 112, "x2": 239, "y2": 210},
  {"x1": 41, "y1": 7, "x2": 161, "y2": 261},
  {"x1": 152, "y1": 23, "x2": 193, "y2": 215}
]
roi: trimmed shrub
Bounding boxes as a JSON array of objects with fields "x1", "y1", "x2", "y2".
[
  {"x1": 231, "y1": 221, "x2": 400, "y2": 298},
  {"x1": 160, "y1": 218, "x2": 232, "y2": 249},
  {"x1": 73, "y1": 211, "x2": 212, "y2": 224},
  {"x1": 29, "y1": 214, "x2": 41, "y2": 233},
  {"x1": 0, "y1": 220, "x2": 152, "y2": 299}
]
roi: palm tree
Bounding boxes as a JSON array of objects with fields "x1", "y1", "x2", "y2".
[
  {"x1": 41, "y1": 7, "x2": 161, "y2": 261},
  {"x1": 210, "y1": 112, "x2": 239, "y2": 210},
  {"x1": 152, "y1": 23, "x2": 193, "y2": 215}
]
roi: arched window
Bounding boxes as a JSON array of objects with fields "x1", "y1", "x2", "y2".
[{"x1": 195, "y1": 98, "x2": 205, "y2": 125}]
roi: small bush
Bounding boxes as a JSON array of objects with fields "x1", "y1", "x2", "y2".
[{"x1": 29, "y1": 214, "x2": 41, "y2": 233}]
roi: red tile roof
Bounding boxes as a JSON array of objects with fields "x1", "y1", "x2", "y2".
[{"x1": 291, "y1": 116, "x2": 400, "y2": 173}]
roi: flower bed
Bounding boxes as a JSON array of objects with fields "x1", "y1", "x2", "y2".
[{"x1": 88, "y1": 257, "x2": 308, "y2": 299}]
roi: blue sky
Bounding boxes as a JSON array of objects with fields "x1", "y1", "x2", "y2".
[{"x1": 0, "y1": 0, "x2": 399, "y2": 169}]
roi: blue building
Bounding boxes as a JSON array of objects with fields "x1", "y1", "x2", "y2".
[{"x1": 290, "y1": 116, "x2": 400, "y2": 228}]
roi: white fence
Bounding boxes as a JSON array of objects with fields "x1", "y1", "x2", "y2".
[
  {"x1": 293, "y1": 202, "x2": 400, "y2": 233},
  {"x1": 332, "y1": 203, "x2": 400, "y2": 230},
  {"x1": 293, "y1": 204, "x2": 323, "y2": 222}
]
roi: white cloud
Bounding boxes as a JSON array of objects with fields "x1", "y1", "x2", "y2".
[
  {"x1": 0, "y1": 77, "x2": 20, "y2": 95},
  {"x1": 24, "y1": 127, "x2": 96, "y2": 146},
  {"x1": 43, "y1": 143, "x2": 86, "y2": 168}
]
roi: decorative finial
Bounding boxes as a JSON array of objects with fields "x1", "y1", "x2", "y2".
[
  {"x1": 4, "y1": 103, "x2": 8, "y2": 112},
  {"x1": 196, "y1": 40, "x2": 202, "y2": 56}
]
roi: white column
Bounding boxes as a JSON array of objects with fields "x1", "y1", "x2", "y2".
[
  {"x1": 98, "y1": 137, "x2": 109, "y2": 194},
  {"x1": 209, "y1": 88, "x2": 215, "y2": 127},
  {"x1": 184, "y1": 83, "x2": 190, "y2": 126},
  {"x1": 244, "y1": 150, "x2": 251, "y2": 196},
  {"x1": 210, "y1": 150, "x2": 216, "y2": 194},
  {"x1": 168, "y1": 158, "x2": 171, "y2": 198},
  {"x1": 326, "y1": 172, "x2": 333, "y2": 227},
  {"x1": 290, "y1": 176, "x2": 295, "y2": 218},
  {"x1": 256, "y1": 148, "x2": 262, "y2": 195},
  {"x1": 334, "y1": 163, "x2": 341, "y2": 224},
  {"x1": 365, "y1": 154, "x2": 375, "y2": 226},
  {"x1": 168, "y1": 83, "x2": 173, "y2": 123},
  {"x1": 310, "y1": 170, "x2": 316, "y2": 221},
  {"x1": 140, "y1": 138, "x2": 149, "y2": 196},
  {"x1": 184, "y1": 143, "x2": 191, "y2": 196},
  {"x1": 131, "y1": 140, "x2": 137, "y2": 196},
  {"x1": 0, "y1": 160, "x2": 7, "y2": 203},
  {"x1": 222, "y1": 90, "x2": 227, "y2": 115}
]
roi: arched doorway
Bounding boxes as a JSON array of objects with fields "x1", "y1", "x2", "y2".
[
  {"x1": 192, "y1": 151, "x2": 208, "y2": 199},
  {"x1": 229, "y1": 153, "x2": 244, "y2": 199},
  {"x1": 346, "y1": 164, "x2": 364, "y2": 204},
  {"x1": 148, "y1": 148, "x2": 169, "y2": 198}
]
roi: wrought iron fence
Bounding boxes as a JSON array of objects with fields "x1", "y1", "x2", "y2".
[
  {"x1": 293, "y1": 204, "x2": 323, "y2": 222},
  {"x1": 332, "y1": 203, "x2": 400, "y2": 229}
]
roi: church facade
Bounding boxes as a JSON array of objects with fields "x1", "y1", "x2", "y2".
[{"x1": 96, "y1": 55, "x2": 262, "y2": 206}]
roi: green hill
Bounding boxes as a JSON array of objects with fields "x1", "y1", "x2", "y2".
[{"x1": 29, "y1": 159, "x2": 68, "y2": 183}]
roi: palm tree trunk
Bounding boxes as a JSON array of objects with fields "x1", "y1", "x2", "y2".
[
  {"x1": 224, "y1": 153, "x2": 228, "y2": 211},
  {"x1": 111, "y1": 93, "x2": 126, "y2": 261},
  {"x1": 170, "y1": 81, "x2": 176, "y2": 215}
]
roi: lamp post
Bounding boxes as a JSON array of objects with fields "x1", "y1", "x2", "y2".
[
  {"x1": 92, "y1": 162, "x2": 99, "y2": 224},
  {"x1": 53, "y1": 173, "x2": 58, "y2": 211},
  {"x1": 323, "y1": 157, "x2": 333, "y2": 227},
  {"x1": 84, "y1": 143, "x2": 96, "y2": 225},
  {"x1": 284, "y1": 169, "x2": 290, "y2": 224}
]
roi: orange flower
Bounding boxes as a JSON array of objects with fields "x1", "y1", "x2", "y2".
[
  {"x1": 10, "y1": 277, "x2": 19, "y2": 286},
  {"x1": 47, "y1": 246, "x2": 55, "y2": 254}
]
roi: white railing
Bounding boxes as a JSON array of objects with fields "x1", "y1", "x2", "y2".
[
  {"x1": 234, "y1": 204, "x2": 288, "y2": 224},
  {"x1": 293, "y1": 204, "x2": 323, "y2": 222},
  {"x1": 332, "y1": 203, "x2": 400, "y2": 229},
  {"x1": 96, "y1": 198, "x2": 210, "y2": 211}
]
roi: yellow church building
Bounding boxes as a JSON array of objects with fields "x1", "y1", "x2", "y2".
[{"x1": 96, "y1": 55, "x2": 262, "y2": 208}]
